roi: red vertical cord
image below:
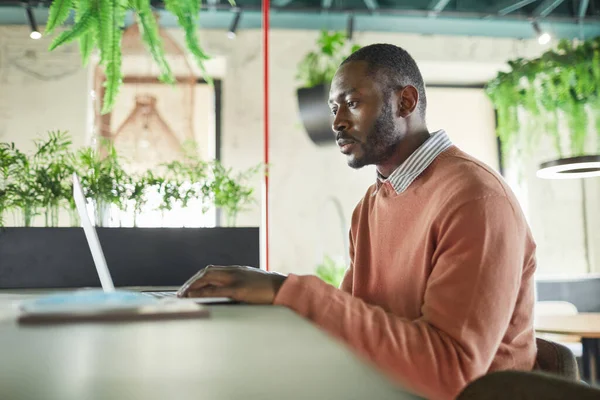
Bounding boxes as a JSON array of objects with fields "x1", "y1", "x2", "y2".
[{"x1": 262, "y1": 0, "x2": 270, "y2": 271}]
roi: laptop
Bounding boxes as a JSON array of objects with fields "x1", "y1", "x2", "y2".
[{"x1": 72, "y1": 172, "x2": 233, "y2": 304}]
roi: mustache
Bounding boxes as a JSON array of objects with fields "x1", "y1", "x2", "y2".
[{"x1": 336, "y1": 132, "x2": 358, "y2": 142}]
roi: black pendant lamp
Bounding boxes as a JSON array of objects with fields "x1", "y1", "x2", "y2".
[{"x1": 537, "y1": 155, "x2": 600, "y2": 179}]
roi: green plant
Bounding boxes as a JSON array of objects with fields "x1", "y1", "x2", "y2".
[
  {"x1": 297, "y1": 30, "x2": 361, "y2": 88},
  {"x1": 44, "y1": 0, "x2": 234, "y2": 114},
  {"x1": 32, "y1": 131, "x2": 75, "y2": 226},
  {"x1": 125, "y1": 171, "x2": 152, "y2": 227},
  {"x1": 208, "y1": 161, "x2": 261, "y2": 227},
  {"x1": 0, "y1": 136, "x2": 74, "y2": 227},
  {"x1": 315, "y1": 255, "x2": 347, "y2": 288},
  {"x1": 0, "y1": 131, "x2": 260, "y2": 228},
  {"x1": 156, "y1": 141, "x2": 260, "y2": 227},
  {"x1": 0, "y1": 143, "x2": 14, "y2": 225},
  {"x1": 158, "y1": 141, "x2": 210, "y2": 211},
  {"x1": 485, "y1": 36, "x2": 600, "y2": 164},
  {"x1": 0, "y1": 142, "x2": 27, "y2": 225},
  {"x1": 73, "y1": 139, "x2": 129, "y2": 227}
]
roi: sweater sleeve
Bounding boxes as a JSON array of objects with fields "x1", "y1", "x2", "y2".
[
  {"x1": 273, "y1": 195, "x2": 532, "y2": 400},
  {"x1": 339, "y1": 229, "x2": 354, "y2": 292}
]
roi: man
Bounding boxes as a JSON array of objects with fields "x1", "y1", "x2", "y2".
[{"x1": 177, "y1": 44, "x2": 537, "y2": 400}]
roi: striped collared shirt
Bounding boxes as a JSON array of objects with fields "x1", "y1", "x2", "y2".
[{"x1": 376, "y1": 130, "x2": 453, "y2": 194}]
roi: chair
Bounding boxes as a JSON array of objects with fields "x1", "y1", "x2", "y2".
[
  {"x1": 456, "y1": 370, "x2": 600, "y2": 400},
  {"x1": 533, "y1": 337, "x2": 579, "y2": 381},
  {"x1": 455, "y1": 337, "x2": 581, "y2": 400}
]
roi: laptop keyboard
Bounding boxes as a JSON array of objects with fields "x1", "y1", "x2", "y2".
[
  {"x1": 142, "y1": 291, "x2": 235, "y2": 304},
  {"x1": 143, "y1": 291, "x2": 176, "y2": 298}
]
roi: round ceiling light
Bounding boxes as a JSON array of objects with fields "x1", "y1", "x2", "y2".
[
  {"x1": 537, "y1": 155, "x2": 600, "y2": 179},
  {"x1": 538, "y1": 32, "x2": 551, "y2": 45}
]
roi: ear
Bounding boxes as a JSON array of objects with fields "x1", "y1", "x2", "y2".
[{"x1": 395, "y1": 86, "x2": 419, "y2": 118}]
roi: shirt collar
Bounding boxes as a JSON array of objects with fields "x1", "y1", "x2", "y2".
[{"x1": 375, "y1": 130, "x2": 453, "y2": 194}]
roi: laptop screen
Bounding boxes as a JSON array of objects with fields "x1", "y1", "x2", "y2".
[{"x1": 72, "y1": 172, "x2": 115, "y2": 292}]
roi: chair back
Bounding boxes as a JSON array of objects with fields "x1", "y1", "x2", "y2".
[
  {"x1": 534, "y1": 337, "x2": 579, "y2": 381},
  {"x1": 457, "y1": 370, "x2": 599, "y2": 400}
]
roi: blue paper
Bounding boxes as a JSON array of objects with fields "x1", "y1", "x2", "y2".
[{"x1": 19, "y1": 290, "x2": 159, "y2": 313}]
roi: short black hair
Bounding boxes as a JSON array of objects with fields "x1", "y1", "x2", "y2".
[{"x1": 341, "y1": 43, "x2": 427, "y2": 117}]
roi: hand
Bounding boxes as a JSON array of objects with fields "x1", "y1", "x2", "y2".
[{"x1": 176, "y1": 265, "x2": 287, "y2": 305}]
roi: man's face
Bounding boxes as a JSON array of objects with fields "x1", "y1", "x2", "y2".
[{"x1": 328, "y1": 61, "x2": 402, "y2": 169}]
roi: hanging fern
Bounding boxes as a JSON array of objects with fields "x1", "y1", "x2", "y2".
[
  {"x1": 164, "y1": 0, "x2": 212, "y2": 84},
  {"x1": 486, "y1": 36, "x2": 600, "y2": 165},
  {"x1": 597, "y1": 104, "x2": 600, "y2": 154},
  {"x1": 48, "y1": 8, "x2": 95, "y2": 51},
  {"x1": 133, "y1": 0, "x2": 174, "y2": 83},
  {"x1": 564, "y1": 101, "x2": 588, "y2": 156},
  {"x1": 45, "y1": 0, "x2": 231, "y2": 113},
  {"x1": 99, "y1": 0, "x2": 127, "y2": 114},
  {"x1": 45, "y1": 0, "x2": 73, "y2": 35},
  {"x1": 485, "y1": 72, "x2": 521, "y2": 159},
  {"x1": 75, "y1": 0, "x2": 96, "y2": 66},
  {"x1": 79, "y1": 28, "x2": 96, "y2": 66}
]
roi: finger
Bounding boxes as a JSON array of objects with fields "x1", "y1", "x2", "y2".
[
  {"x1": 177, "y1": 266, "x2": 235, "y2": 297},
  {"x1": 177, "y1": 268, "x2": 210, "y2": 297},
  {"x1": 186, "y1": 285, "x2": 237, "y2": 299},
  {"x1": 177, "y1": 265, "x2": 229, "y2": 295}
]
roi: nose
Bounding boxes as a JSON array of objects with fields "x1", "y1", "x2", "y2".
[{"x1": 332, "y1": 109, "x2": 349, "y2": 135}]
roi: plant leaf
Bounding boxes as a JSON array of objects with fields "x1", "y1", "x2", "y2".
[
  {"x1": 45, "y1": 0, "x2": 74, "y2": 35},
  {"x1": 96, "y1": 0, "x2": 111, "y2": 64},
  {"x1": 100, "y1": 0, "x2": 127, "y2": 114},
  {"x1": 297, "y1": 30, "x2": 359, "y2": 88},
  {"x1": 79, "y1": 24, "x2": 97, "y2": 66},
  {"x1": 165, "y1": 0, "x2": 212, "y2": 84},
  {"x1": 485, "y1": 36, "x2": 600, "y2": 165},
  {"x1": 135, "y1": 5, "x2": 175, "y2": 83},
  {"x1": 75, "y1": 0, "x2": 96, "y2": 66},
  {"x1": 48, "y1": 8, "x2": 94, "y2": 51}
]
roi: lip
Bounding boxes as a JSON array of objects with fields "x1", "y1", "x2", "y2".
[{"x1": 338, "y1": 140, "x2": 356, "y2": 154}]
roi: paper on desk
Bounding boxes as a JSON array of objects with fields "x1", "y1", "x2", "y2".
[{"x1": 16, "y1": 291, "x2": 210, "y2": 324}]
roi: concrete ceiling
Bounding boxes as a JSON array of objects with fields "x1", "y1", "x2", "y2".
[{"x1": 0, "y1": 0, "x2": 599, "y2": 39}]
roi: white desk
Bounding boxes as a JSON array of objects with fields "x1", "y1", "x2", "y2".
[{"x1": 0, "y1": 292, "x2": 421, "y2": 400}]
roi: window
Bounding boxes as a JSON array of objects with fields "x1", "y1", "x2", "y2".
[{"x1": 92, "y1": 77, "x2": 221, "y2": 228}]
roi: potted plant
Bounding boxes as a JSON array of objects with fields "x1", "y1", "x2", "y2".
[
  {"x1": 485, "y1": 37, "x2": 600, "y2": 178},
  {"x1": 73, "y1": 141, "x2": 129, "y2": 227},
  {"x1": 0, "y1": 132, "x2": 73, "y2": 227},
  {"x1": 296, "y1": 30, "x2": 360, "y2": 145},
  {"x1": 0, "y1": 143, "x2": 28, "y2": 226},
  {"x1": 33, "y1": 131, "x2": 76, "y2": 227},
  {"x1": 0, "y1": 131, "x2": 262, "y2": 289},
  {"x1": 315, "y1": 254, "x2": 347, "y2": 288}
]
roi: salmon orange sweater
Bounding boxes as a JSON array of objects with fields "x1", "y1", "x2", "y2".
[{"x1": 274, "y1": 145, "x2": 537, "y2": 400}]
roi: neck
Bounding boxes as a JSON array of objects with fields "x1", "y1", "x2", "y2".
[{"x1": 376, "y1": 127, "x2": 431, "y2": 178}]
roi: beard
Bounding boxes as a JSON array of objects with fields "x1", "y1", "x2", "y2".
[{"x1": 347, "y1": 99, "x2": 401, "y2": 169}]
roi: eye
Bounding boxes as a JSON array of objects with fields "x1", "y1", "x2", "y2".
[
  {"x1": 330, "y1": 107, "x2": 338, "y2": 116},
  {"x1": 347, "y1": 101, "x2": 358, "y2": 108}
]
